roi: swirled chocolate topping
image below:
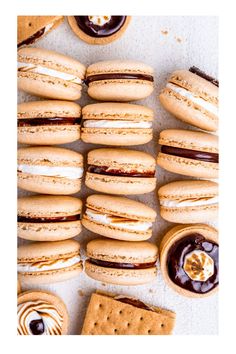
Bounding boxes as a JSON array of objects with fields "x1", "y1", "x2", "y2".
[
  {"x1": 17, "y1": 214, "x2": 81, "y2": 223},
  {"x1": 161, "y1": 146, "x2": 219, "y2": 163},
  {"x1": 189, "y1": 66, "x2": 219, "y2": 87},
  {"x1": 74, "y1": 16, "x2": 126, "y2": 38},
  {"x1": 89, "y1": 258, "x2": 156, "y2": 269},
  {"x1": 18, "y1": 117, "x2": 81, "y2": 127},
  {"x1": 87, "y1": 165, "x2": 155, "y2": 177},
  {"x1": 85, "y1": 73, "x2": 154, "y2": 85},
  {"x1": 18, "y1": 28, "x2": 45, "y2": 48}
]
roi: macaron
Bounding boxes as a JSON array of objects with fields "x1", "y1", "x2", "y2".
[
  {"x1": 158, "y1": 180, "x2": 218, "y2": 223},
  {"x1": 160, "y1": 224, "x2": 218, "y2": 298},
  {"x1": 18, "y1": 290, "x2": 69, "y2": 335},
  {"x1": 85, "y1": 60, "x2": 154, "y2": 101},
  {"x1": 18, "y1": 195, "x2": 82, "y2": 241},
  {"x1": 82, "y1": 194, "x2": 157, "y2": 241},
  {"x1": 159, "y1": 67, "x2": 218, "y2": 132},
  {"x1": 18, "y1": 47, "x2": 86, "y2": 100},
  {"x1": 17, "y1": 100, "x2": 81, "y2": 145},
  {"x1": 81, "y1": 102, "x2": 154, "y2": 146},
  {"x1": 85, "y1": 148, "x2": 156, "y2": 195},
  {"x1": 18, "y1": 239, "x2": 82, "y2": 285},
  {"x1": 67, "y1": 16, "x2": 131, "y2": 45},
  {"x1": 18, "y1": 16, "x2": 64, "y2": 48},
  {"x1": 157, "y1": 129, "x2": 218, "y2": 179},
  {"x1": 18, "y1": 146, "x2": 83, "y2": 195},
  {"x1": 17, "y1": 278, "x2": 21, "y2": 294},
  {"x1": 85, "y1": 238, "x2": 158, "y2": 285}
]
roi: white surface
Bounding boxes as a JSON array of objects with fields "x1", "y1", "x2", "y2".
[{"x1": 18, "y1": 16, "x2": 218, "y2": 335}]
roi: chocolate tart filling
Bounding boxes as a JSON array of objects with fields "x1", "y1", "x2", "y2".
[
  {"x1": 161, "y1": 145, "x2": 218, "y2": 163},
  {"x1": 87, "y1": 165, "x2": 155, "y2": 177},
  {"x1": 18, "y1": 28, "x2": 45, "y2": 48},
  {"x1": 85, "y1": 73, "x2": 154, "y2": 85},
  {"x1": 167, "y1": 233, "x2": 219, "y2": 294},
  {"x1": 115, "y1": 297, "x2": 153, "y2": 311},
  {"x1": 74, "y1": 16, "x2": 126, "y2": 38},
  {"x1": 18, "y1": 117, "x2": 81, "y2": 127},
  {"x1": 189, "y1": 66, "x2": 219, "y2": 87},
  {"x1": 17, "y1": 214, "x2": 81, "y2": 223},
  {"x1": 89, "y1": 258, "x2": 156, "y2": 269}
]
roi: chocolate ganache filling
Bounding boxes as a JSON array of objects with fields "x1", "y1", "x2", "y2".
[
  {"x1": 116, "y1": 297, "x2": 153, "y2": 311},
  {"x1": 189, "y1": 66, "x2": 219, "y2": 87},
  {"x1": 17, "y1": 214, "x2": 81, "y2": 223},
  {"x1": 167, "y1": 233, "x2": 219, "y2": 294},
  {"x1": 18, "y1": 117, "x2": 81, "y2": 127},
  {"x1": 74, "y1": 16, "x2": 126, "y2": 38},
  {"x1": 89, "y1": 258, "x2": 156, "y2": 269},
  {"x1": 18, "y1": 28, "x2": 45, "y2": 48},
  {"x1": 85, "y1": 73, "x2": 154, "y2": 85},
  {"x1": 87, "y1": 165, "x2": 155, "y2": 177},
  {"x1": 161, "y1": 146, "x2": 218, "y2": 163}
]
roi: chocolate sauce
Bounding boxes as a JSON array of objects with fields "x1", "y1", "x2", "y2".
[
  {"x1": 17, "y1": 117, "x2": 81, "y2": 127},
  {"x1": 17, "y1": 214, "x2": 80, "y2": 223},
  {"x1": 85, "y1": 73, "x2": 154, "y2": 85},
  {"x1": 18, "y1": 28, "x2": 45, "y2": 48},
  {"x1": 89, "y1": 258, "x2": 156, "y2": 269},
  {"x1": 87, "y1": 165, "x2": 155, "y2": 177},
  {"x1": 161, "y1": 145, "x2": 219, "y2": 163},
  {"x1": 29, "y1": 319, "x2": 44, "y2": 335},
  {"x1": 116, "y1": 297, "x2": 153, "y2": 311},
  {"x1": 74, "y1": 16, "x2": 126, "y2": 38},
  {"x1": 189, "y1": 66, "x2": 219, "y2": 87},
  {"x1": 167, "y1": 233, "x2": 219, "y2": 294}
]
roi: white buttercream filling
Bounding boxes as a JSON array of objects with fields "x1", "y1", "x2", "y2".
[
  {"x1": 17, "y1": 62, "x2": 82, "y2": 84},
  {"x1": 83, "y1": 120, "x2": 152, "y2": 129},
  {"x1": 88, "y1": 16, "x2": 111, "y2": 26},
  {"x1": 183, "y1": 250, "x2": 214, "y2": 282},
  {"x1": 160, "y1": 195, "x2": 218, "y2": 208},
  {"x1": 86, "y1": 209, "x2": 152, "y2": 232},
  {"x1": 17, "y1": 255, "x2": 81, "y2": 273},
  {"x1": 17, "y1": 164, "x2": 83, "y2": 179},
  {"x1": 166, "y1": 83, "x2": 218, "y2": 116}
]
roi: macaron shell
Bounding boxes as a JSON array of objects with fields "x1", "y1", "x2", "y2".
[
  {"x1": 17, "y1": 278, "x2": 21, "y2": 294},
  {"x1": 85, "y1": 260, "x2": 157, "y2": 285},
  {"x1": 85, "y1": 172, "x2": 156, "y2": 194},
  {"x1": 86, "y1": 60, "x2": 154, "y2": 76},
  {"x1": 18, "y1": 100, "x2": 82, "y2": 118},
  {"x1": 157, "y1": 152, "x2": 218, "y2": 179}
]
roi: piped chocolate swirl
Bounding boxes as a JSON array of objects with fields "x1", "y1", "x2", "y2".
[
  {"x1": 87, "y1": 165, "x2": 155, "y2": 177},
  {"x1": 89, "y1": 258, "x2": 156, "y2": 269},
  {"x1": 189, "y1": 66, "x2": 219, "y2": 87},
  {"x1": 74, "y1": 16, "x2": 126, "y2": 38},
  {"x1": 18, "y1": 117, "x2": 81, "y2": 127},
  {"x1": 85, "y1": 73, "x2": 154, "y2": 85},
  {"x1": 161, "y1": 146, "x2": 218, "y2": 163}
]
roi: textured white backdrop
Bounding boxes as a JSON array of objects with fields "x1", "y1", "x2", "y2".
[{"x1": 18, "y1": 16, "x2": 218, "y2": 335}]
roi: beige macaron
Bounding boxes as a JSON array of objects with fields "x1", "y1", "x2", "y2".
[
  {"x1": 18, "y1": 239, "x2": 82, "y2": 285},
  {"x1": 158, "y1": 180, "x2": 218, "y2": 223},
  {"x1": 18, "y1": 195, "x2": 82, "y2": 241},
  {"x1": 159, "y1": 68, "x2": 218, "y2": 132},
  {"x1": 82, "y1": 194, "x2": 157, "y2": 241},
  {"x1": 86, "y1": 60, "x2": 154, "y2": 101},
  {"x1": 17, "y1": 290, "x2": 69, "y2": 335},
  {"x1": 81, "y1": 102, "x2": 154, "y2": 146},
  {"x1": 85, "y1": 148, "x2": 156, "y2": 195},
  {"x1": 17, "y1": 146, "x2": 83, "y2": 195},
  {"x1": 157, "y1": 129, "x2": 218, "y2": 179},
  {"x1": 18, "y1": 47, "x2": 86, "y2": 100},
  {"x1": 160, "y1": 224, "x2": 218, "y2": 298},
  {"x1": 85, "y1": 238, "x2": 158, "y2": 285},
  {"x1": 18, "y1": 100, "x2": 81, "y2": 145}
]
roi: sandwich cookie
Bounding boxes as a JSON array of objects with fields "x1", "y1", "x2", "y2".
[
  {"x1": 85, "y1": 148, "x2": 156, "y2": 195},
  {"x1": 159, "y1": 67, "x2": 218, "y2": 132},
  {"x1": 86, "y1": 60, "x2": 154, "y2": 101},
  {"x1": 82, "y1": 194, "x2": 157, "y2": 241},
  {"x1": 157, "y1": 129, "x2": 218, "y2": 179},
  {"x1": 17, "y1": 278, "x2": 21, "y2": 294},
  {"x1": 158, "y1": 180, "x2": 218, "y2": 224},
  {"x1": 18, "y1": 100, "x2": 81, "y2": 145},
  {"x1": 17, "y1": 146, "x2": 83, "y2": 195},
  {"x1": 18, "y1": 16, "x2": 64, "y2": 48},
  {"x1": 18, "y1": 239, "x2": 82, "y2": 285},
  {"x1": 67, "y1": 16, "x2": 131, "y2": 45},
  {"x1": 85, "y1": 238, "x2": 158, "y2": 285},
  {"x1": 18, "y1": 195, "x2": 82, "y2": 241},
  {"x1": 18, "y1": 47, "x2": 86, "y2": 100},
  {"x1": 81, "y1": 102, "x2": 154, "y2": 146},
  {"x1": 18, "y1": 290, "x2": 68, "y2": 335},
  {"x1": 160, "y1": 224, "x2": 218, "y2": 298}
]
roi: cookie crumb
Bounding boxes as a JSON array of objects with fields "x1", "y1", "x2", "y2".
[
  {"x1": 78, "y1": 290, "x2": 84, "y2": 296},
  {"x1": 101, "y1": 283, "x2": 107, "y2": 287},
  {"x1": 161, "y1": 30, "x2": 168, "y2": 35},
  {"x1": 149, "y1": 289, "x2": 154, "y2": 293},
  {"x1": 175, "y1": 36, "x2": 182, "y2": 43}
]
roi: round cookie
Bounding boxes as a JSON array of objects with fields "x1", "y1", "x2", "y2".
[
  {"x1": 67, "y1": 16, "x2": 131, "y2": 45},
  {"x1": 157, "y1": 129, "x2": 218, "y2": 179},
  {"x1": 81, "y1": 102, "x2": 154, "y2": 146},
  {"x1": 18, "y1": 195, "x2": 82, "y2": 241},
  {"x1": 17, "y1": 146, "x2": 83, "y2": 195},
  {"x1": 85, "y1": 60, "x2": 154, "y2": 101},
  {"x1": 85, "y1": 238, "x2": 158, "y2": 285},
  {"x1": 82, "y1": 194, "x2": 157, "y2": 241},
  {"x1": 18, "y1": 100, "x2": 81, "y2": 145},
  {"x1": 85, "y1": 148, "x2": 156, "y2": 195},
  {"x1": 17, "y1": 290, "x2": 68, "y2": 335}
]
